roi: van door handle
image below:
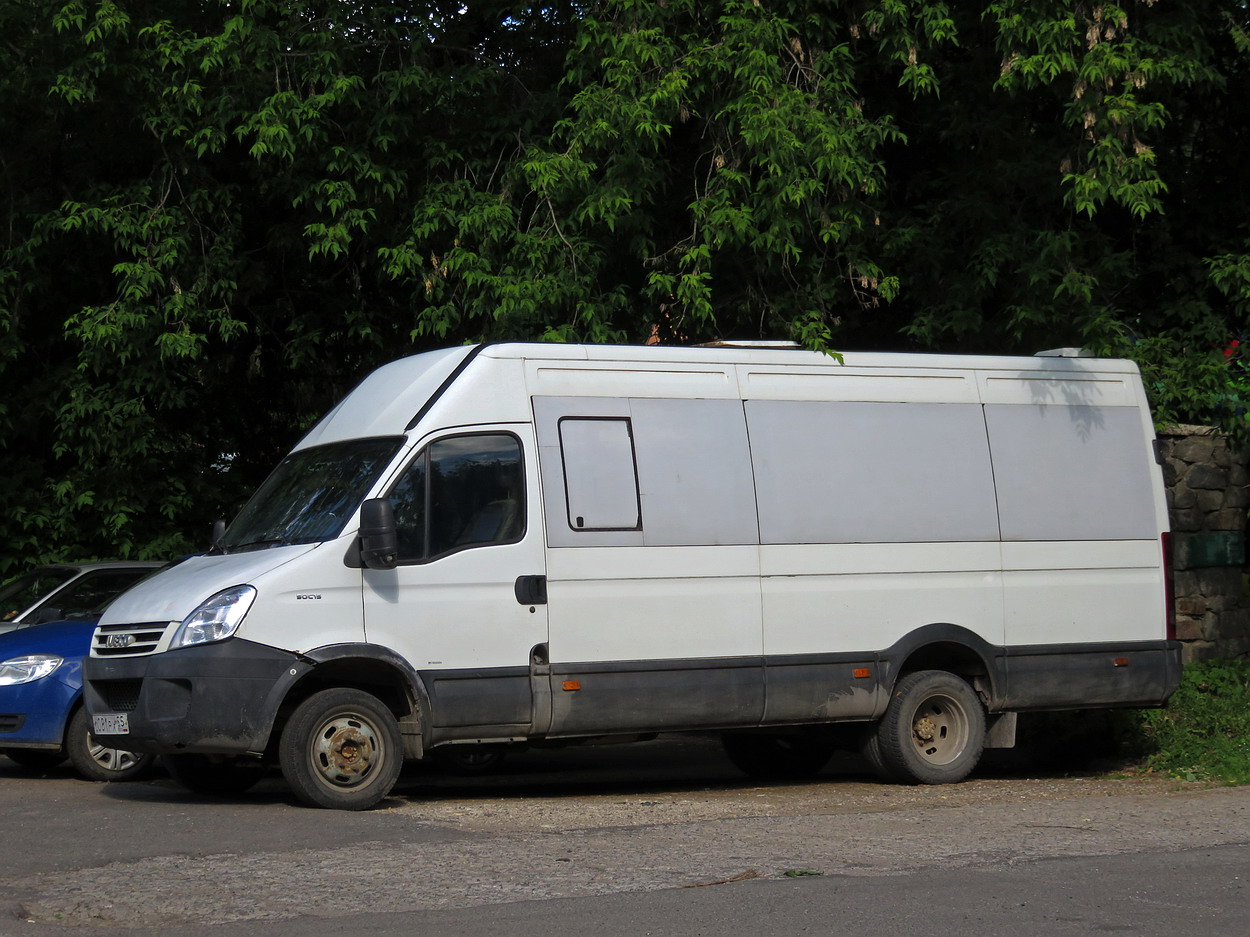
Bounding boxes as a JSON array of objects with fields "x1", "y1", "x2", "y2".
[{"x1": 515, "y1": 575, "x2": 547, "y2": 606}]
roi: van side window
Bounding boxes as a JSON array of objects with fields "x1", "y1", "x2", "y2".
[
  {"x1": 389, "y1": 433, "x2": 525, "y2": 563},
  {"x1": 558, "y1": 417, "x2": 641, "y2": 531}
]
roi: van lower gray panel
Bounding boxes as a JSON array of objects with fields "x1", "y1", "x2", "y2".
[
  {"x1": 1001, "y1": 641, "x2": 1182, "y2": 710},
  {"x1": 548, "y1": 657, "x2": 764, "y2": 735},
  {"x1": 761, "y1": 654, "x2": 883, "y2": 724},
  {"x1": 416, "y1": 641, "x2": 1180, "y2": 738},
  {"x1": 424, "y1": 667, "x2": 532, "y2": 728}
]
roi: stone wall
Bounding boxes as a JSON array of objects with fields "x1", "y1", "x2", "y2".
[{"x1": 1158, "y1": 425, "x2": 1250, "y2": 661}]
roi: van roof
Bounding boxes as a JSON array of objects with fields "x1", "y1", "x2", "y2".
[
  {"x1": 294, "y1": 342, "x2": 1142, "y2": 450},
  {"x1": 475, "y1": 341, "x2": 1140, "y2": 373}
]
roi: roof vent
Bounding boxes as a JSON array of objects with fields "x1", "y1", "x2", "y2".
[{"x1": 1034, "y1": 347, "x2": 1094, "y2": 358}]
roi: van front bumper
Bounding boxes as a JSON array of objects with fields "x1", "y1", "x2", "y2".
[{"x1": 82, "y1": 638, "x2": 312, "y2": 756}]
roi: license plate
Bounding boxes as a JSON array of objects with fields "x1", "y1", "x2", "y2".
[{"x1": 92, "y1": 713, "x2": 129, "y2": 736}]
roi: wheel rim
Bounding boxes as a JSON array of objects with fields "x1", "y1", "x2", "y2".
[
  {"x1": 307, "y1": 709, "x2": 386, "y2": 790},
  {"x1": 87, "y1": 740, "x2": 145, "y2": 775},
  {"x1": 909, "y1": 693, "x2": 971, "y2": 766}
]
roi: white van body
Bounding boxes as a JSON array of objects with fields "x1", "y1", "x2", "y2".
[{"x1": 84, "y1": 343, "x2": 1179, "y2": 809}]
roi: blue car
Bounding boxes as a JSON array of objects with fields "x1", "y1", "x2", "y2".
[{"x1": 0, "y1": 562, "x2": 162, "y2": 781}]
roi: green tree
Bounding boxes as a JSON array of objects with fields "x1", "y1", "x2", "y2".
[
  {"x1": 0, "y1": 0, "x2": 579, "y2": 572},
  {"x1": 2, "y1": 1, "x2": 1248, "y2": 574},
  {"x1": 879, "y1": 2, "x2": 1249, "y2": 433}
]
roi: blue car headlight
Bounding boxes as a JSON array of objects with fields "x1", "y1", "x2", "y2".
[{"x1": 0, "y1": 654, "x2": 63, "y2": 686}]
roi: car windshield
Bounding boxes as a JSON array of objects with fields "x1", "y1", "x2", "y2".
[
  {"x1": 221, "y1": 437, "x2": 404, "y2": 552},
  {"x1": 29, "y1": 568, "x2": 157, "y2": 623},
  {"x1": 0, "y1": 567, "x2": 78, "y2": 621}
]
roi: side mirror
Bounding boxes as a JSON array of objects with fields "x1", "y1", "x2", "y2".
[
  {"x1": 32, "y1": 606, "x2": 63, "y2": 625},
  {"x1": 358, "y1": 498, "x2": 399, "y2": 571},
  {"x1": 210, "y1": 519, "x2": 227, "y2": 551}
]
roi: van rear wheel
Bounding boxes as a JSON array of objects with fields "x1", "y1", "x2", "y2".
[
  {"x1": 279, "y1": 688, "x2": 403, "y2": 811},
  {"x1": 868, "y1": 670, "x2": 985, "y2": 785}
]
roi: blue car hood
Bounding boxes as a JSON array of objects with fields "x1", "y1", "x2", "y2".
[{"x1": 0, "y1": 620, "x2": 95, "y2": 659}]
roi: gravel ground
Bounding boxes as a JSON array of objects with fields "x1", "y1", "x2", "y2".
[{"x1": 7, "y1": 738, "x2": 1247, "y2": 931}]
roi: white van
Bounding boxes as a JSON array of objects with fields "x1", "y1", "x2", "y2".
[{"x1": 83, "y1": 342, "x2": 1180, "y2": 809}]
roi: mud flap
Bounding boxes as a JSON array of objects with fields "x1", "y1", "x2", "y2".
[{"x1": 985, "y1": 711, "x2": 1017, "y2": 749}]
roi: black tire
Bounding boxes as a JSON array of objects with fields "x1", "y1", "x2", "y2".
[
  {"x1": 278, "y1": 688, "x2": 403, "y2": 810},
  {"x1": 163, "y1": 753, "x2": 267, "y2": 795},
  {"x1": 721, "y1": 733, "x2": 837, "y2": 779},
  {"x1": 868, "y1": 670, "x2": 985, "y2": 785},
  {"x1": 1, "y1": 749, "x2": 67, "y2": 771},
  {"x1": 65, "y1": 707, "x2": 157, "y2": 782},
  {"x1": 428, "y1": 745, "x2": 508, "y2": 775},
  {"x1": 859, "y1": 730, "x2": 903, "y2": 783}
]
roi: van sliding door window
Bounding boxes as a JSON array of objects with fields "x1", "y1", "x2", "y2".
[
  {"x1": 558, "y1": 417, "x2": 641, "y2": 531},
  {"x1": 388, "y1": 433, "x2": 524, "y2": 563}
]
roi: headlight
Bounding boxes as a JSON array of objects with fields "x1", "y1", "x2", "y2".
[
  {"x1": 0, "y1": 655, "x2": 63, "y2": 686},
  {"x1": 170, "y1": 585, "x2": 257, "y2": 650}
]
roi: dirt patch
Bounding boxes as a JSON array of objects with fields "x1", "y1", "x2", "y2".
[{"x1": 403, "y1": 771, "x2": 1200, "y2": 833}]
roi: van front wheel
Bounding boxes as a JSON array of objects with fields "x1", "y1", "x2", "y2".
[
  {"x1": 869, "y1": 670, "x2": 985, "y2": 785},
  {"x1": 279, "y1": 688, "x2": 403, "y2": 811}
]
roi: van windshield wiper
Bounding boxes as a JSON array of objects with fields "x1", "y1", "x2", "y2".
[{"x1": 222, "y1": 537, "x2": 294, "y2": 553}]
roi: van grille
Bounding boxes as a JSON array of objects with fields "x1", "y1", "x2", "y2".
[
  {"x1": 92, "y1": 622, "x2": 174, "y2": 657},
  {"x1": 0, "y1": 714, "x2": 24, "y2": 733},
  {"x1": 97, "y1": 680, "x2": 143, "y2": 713}
]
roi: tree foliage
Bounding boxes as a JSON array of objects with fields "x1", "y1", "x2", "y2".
[{"x1": 1, "y1": 0, "x2": 1248, "y2": 572}]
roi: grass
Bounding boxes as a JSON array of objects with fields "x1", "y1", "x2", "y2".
[
  {"x1": 1136, "y1": 659, "x2": 1250, "y2": 784},
  {"x1": 1010, "y1": 659, "x2": 1250, "y2": 785}
]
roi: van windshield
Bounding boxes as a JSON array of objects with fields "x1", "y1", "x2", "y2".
[{"x1": 221, "y1": 437, "x2": 405, "y2": 552}]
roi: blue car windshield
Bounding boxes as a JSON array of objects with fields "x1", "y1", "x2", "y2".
[
  {"x1": 0, "y1": 567, "x2": 77, "y2": 621},
  {"x1": 221, "y1": 437, "x2": 404, "y2": 552}
]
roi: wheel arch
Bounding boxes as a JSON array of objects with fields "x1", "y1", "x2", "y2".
[
  {"x1": 881, "y1": 624, "x2": 1005, "y2": 711},
  {"x1": 271, "y1": 644, "x2": 430, "y2": 760}
]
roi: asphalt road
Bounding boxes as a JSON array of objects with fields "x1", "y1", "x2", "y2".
[{"x1": 2, "y1": 737, "x2": 1248, "y2": 936}]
